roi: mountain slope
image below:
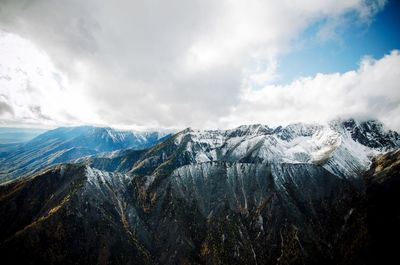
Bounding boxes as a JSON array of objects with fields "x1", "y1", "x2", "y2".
[
  {"x1": 0, "y1": 119, "x2": 398, "y2": 265},
  {"x1": 110, "y1": 119, "x2": 397, "y2": 179},
  {"x1": 362, "y1": 149, "x2": 400, "y2": 264},
  {"x1": 0, "y1": 126, "x2": 171, "y2": 183},
  {"x1": 0, "y1": 161, "x2": 364, "y2": 265},
  {"x1": 0, "y1": 164, "x2": 154, "y2": 265}
]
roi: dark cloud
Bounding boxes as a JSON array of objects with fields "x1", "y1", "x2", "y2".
[
  {"x1": 29, "y1": 105, "x2": 52, "y2": 121},
  {"x1": 0, "y1": 100, "x2": 13, "y2": 115}
]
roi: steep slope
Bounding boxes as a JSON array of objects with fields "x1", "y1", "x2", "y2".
[
  {"x1": 0, "y1": 126, "x2": 171, "y2": 183},
  {"x1": 165, "y1": 162, "x2": 363, "y2": 264},
  {"x1": 0, "y1": 119, "x2": 398, "y2": 265},
  {"x1": 0, "y1": 164, "x2": 154, "y2": 265},
  {"x1": 122, "y1": 119, "x2": 398, "y2": 180},
  {"x1": 80, "y1": 149, "x2": 147, "y2": 173},
  {"x1": 362, "y1": 149, "x2": 400, "y2": 264},
  {"x1": 0, "y1": 161, "x2": 364, "y2": 265},
  {"x1": 342, "y1": 119, "x2": 400, "y2": 150}
]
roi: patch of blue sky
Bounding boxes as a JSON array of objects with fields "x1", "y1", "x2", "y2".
[{"x1": 275, "y1": 0, "x2": 400, "y2": 85}]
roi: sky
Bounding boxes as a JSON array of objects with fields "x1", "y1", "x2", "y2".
[{"x1": 0, "y1": 0, "x2": 399, "y2": 130}]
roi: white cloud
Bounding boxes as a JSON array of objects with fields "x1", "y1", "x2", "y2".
[
  {"x1": 0, "y1": 0, "x2": 393, "y2": 130},
  {"x1": 221, "y1": 50, "x2": 400, "y2": 131},
  {"x1": 0, "y1": 32, "x2": 100, "y2": 127}
]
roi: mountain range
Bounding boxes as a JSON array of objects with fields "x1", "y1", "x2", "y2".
[
  {"x1": 0, "y1": 127, "x2": 46, "y2": 144},
  {"x1": 0, "y1": 126, "x2": 172, "y2": 183},
  {"x1": 0, "y1": 119, "x2": 399, "y2": 265}
]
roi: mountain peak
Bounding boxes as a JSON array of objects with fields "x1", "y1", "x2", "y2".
[
  {"x1": 125, "y1": 119, "x2": 399, "y2": 180},
  {"x1": 331, "y1": 118, "x2": 400, "y2": 151},
  {"x1": 1, "y1": 119, "x2": 399, "y2": 264}
]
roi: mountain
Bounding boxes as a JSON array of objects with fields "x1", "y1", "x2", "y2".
[
  {"x1": 0, "y1": 162, "x2": 363, "y2": 265},
  {"x1": 0, "y1": 119, "x2": 399, "y2": 265},
  {"x1": 84, "y1": 119, "x2": 398, "y2": 179},
  {"x1": 361, "y1": 149, "x2": 400, "y2": 264},
  {"x1": 0, "y1": 127, "x2": 46, "y2": 144},
  {"x1": 0, "y1": 126, "x2": 172, "y2": 183}
]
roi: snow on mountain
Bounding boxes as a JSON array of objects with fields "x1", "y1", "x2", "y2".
[
  {"x1": 2, "y1": 119, "x2": 397, "y2": 183},
  {"x1": 169, "y1": 119, "x2": 399, "y2": 178},
  {"x1": 1, "y1": 120, "x2": 399, "y2": 264}
]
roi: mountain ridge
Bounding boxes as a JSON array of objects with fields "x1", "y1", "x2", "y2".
[
  {"x1": 0, "y1": 126, "x2": 172, "y2": 183},
  {"x1": 0, "y1": 118, "x2": 399, "y2": 264}
]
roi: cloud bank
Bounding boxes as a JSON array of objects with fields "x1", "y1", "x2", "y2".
[
  {"x1": 1, "y1": 0, "x2": 398, "y2": 130},
  {"x1": 223, "y1": 50, "x2": 400, "y2": 130}
]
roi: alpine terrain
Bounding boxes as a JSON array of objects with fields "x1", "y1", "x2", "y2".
[
  {"x1": 0, "y1": 119, "x2": 399, "y2": 265},
  {"x1": 0, "y1": 126, "x2": 172, "y2": 183}
]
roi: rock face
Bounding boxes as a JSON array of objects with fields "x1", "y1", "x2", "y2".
[
  {"x1": 362, "y1": 150, "x2": 400, "y2": 265},
  {"x1": 0, "y1": 126, "x2": 171, "y2": 183},
  {"x1": 0, "y1": 164, "x2": 154, "y2": 265},
  {"x1": 0, "y1": 119, "x2": 399, "y2": 265},
  {"x1": 85, "y1": 119, "x2": 398, "y2": 178},
  {"x1": 0, "y1": 163, "x2": 363, "y2": 265}
]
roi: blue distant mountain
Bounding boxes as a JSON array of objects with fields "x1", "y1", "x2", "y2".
[
  {"x1": 0, "y1": 127, "x2": 46, "y2": 144},
  {"x1": 0, "y1": 126, "x2": 172, "y2": 183}
]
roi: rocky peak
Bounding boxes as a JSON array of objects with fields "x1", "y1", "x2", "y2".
[{"x1": 338, "y1": 119, "x2": 400, "y2": 151}]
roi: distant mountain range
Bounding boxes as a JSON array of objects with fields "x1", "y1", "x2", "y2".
[
  {"x1": 0, "y1": 127, "x2": 46, "y2": 144},
  {"x1": 83, "y1": 119, "x2": 399, "y2": 178},
  {"x1": 0, "y1": 126, "x2": 172, "y2": 183},
  {"x1": 0, "y1": 119, "x2": 399, "y2": 265}
]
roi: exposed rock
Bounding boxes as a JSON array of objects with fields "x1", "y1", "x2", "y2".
[{"x1": 0, "y1": 120, "x2": 399, "y2": 264}]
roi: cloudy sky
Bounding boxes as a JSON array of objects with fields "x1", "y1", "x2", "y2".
[{"x1": 0, "y1": 0, "x2": 399, "y2": 130}]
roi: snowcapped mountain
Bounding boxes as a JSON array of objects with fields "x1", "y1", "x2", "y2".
[
  {"x1": 87, "y1": 119, "x2": 396, "y2": 179},
  {"x1": 0, "y1": 119, "x2": 399, "y2": 265},
  {"x1": 28, "y1": 126, "x2": 171, "y2": 151},
  {"x1": 0, "y1": 126, "x2": 172, "y2": 183},
  {"x1": 171, "y1": 120, "x2": 397, "y2": 168}
]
